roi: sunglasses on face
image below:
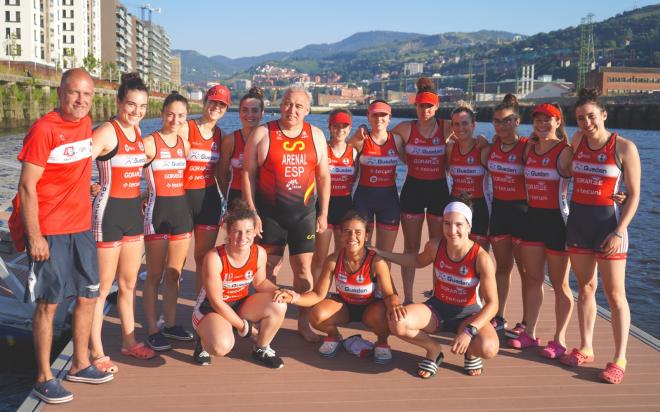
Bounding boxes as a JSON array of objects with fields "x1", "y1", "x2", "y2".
[{"x1": 492, "y1": 115, "x2": 517, "y2": 126}]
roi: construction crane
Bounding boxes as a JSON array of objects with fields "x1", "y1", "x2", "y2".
[
  {"x1": 576, "y1": 13, "x2": 596, "y2": 91},
  {"x1": 140, "y1": 3, "x2": 161, "y2": 22}
]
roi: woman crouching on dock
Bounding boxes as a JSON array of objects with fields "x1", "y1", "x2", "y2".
[
  {"x1": 377, "y1": 196, "x2": 499, "y2": 378},
  {"x1": 274, "y1": 211, "x2": 406, "y2": 364},
  {"x1": 192, "y1": 201, "x2": 287, "y2": 368}
]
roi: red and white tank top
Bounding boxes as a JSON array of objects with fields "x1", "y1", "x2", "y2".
[
  {"x1": 184, "y1": 120, "x2": 221, "y2": 189},
  {"x1": 194, "y1": 244, "x2": 258, "y2": 312},
  {"x1": 145, "y1": 132, "x2": 187, "y2": 197},
  {"x1": 433, "y1": 239, "x2": 482, "y2": 307},
  {"x1": 571, "y1": 133, "x2": 622, "y2": 206},
  {"x1": 334, "y1": 248, "x2": 378, "y2": 305},
  {"x1": 328, "y1": 144, "x2": 356, "y2": 197},
  {"x1": 487, "y1": 137, "x2": 528, "y2": 201},
  {"x1": 405, "y1": 120, "x2": 446, "y2": 180},
  {"x1": 449, "y1": 141, "x2": 487, "y2": 199},
  {"x1": 97, "y1": 119, "x2": 146, "y2": 199},
  {"x1": 257, "y1": 120, "x2": 318, "y2": 207},
  {"x1": 524, "y1": 141, "x2": 570, "y2": 214},
  {"x1": 229, "y1": 130, "x2": 246, "y2": 191},
  {"x1": 358, "y1": 132, "x2": 399, "y2": 187}
]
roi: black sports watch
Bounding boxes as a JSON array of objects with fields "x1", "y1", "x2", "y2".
[{"x1": 464, "y1": 324, "x2": 478, "y2": 338}]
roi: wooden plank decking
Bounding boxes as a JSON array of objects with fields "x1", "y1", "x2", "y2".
[{"x1": 13, "y1": 227, "x2": 660, "y2": 411}]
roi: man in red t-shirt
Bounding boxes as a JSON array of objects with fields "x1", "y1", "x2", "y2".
[{"x1": 17, "y1": 68, "x2": 113, "y2": 404}]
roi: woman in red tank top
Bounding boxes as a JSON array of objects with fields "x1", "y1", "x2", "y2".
[
  {"x1": 350, "y1": 100, "x2": 405, "y2": 259},
  {"x1": 508, "y1": 103, "x2": 574, "y2": 359},
  {"x1": 275, "y1": 211, "x2": 405, "y2": 363},
  {"x1": 89, "y1": 73, "x2": 154, "y2": 369},
  {"x1": 560, "y1": 89, "x2": 641, "y2": 385},
  {"x1": 311, "y1": 109, "x2": 357, "y2": 281},
  {"x1": 218, "y1": 87, "x2": 266, "y2": 207},
  {"x1": 485, "y1": 94, "x2": 528, "y2": 338},
  {"x1": 377, "y1": 197, "x2": 499, "y2": 378},
  {"x1": 390, "y1": 78, "x2": 452, "y2": 305},
  {"x1": 193, "y1": 201, "x2": 286, "y2": 368},
  {"x1": 141, "y1": 92, "x2": 194, "y2": 351},
  {"x1": 179, "y1": 85, "x2": 229, "y2": 294},
  {"x1": 447, "y1": 103, "x2": 491, "y2": 250}
]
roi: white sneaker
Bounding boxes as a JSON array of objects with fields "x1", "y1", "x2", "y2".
[
  {"x1": 374, "y1": 344, "x2": 392, "y2": 364},
  {"x1": 318, "y1": 337, "x2": 341, "y2": 358}
]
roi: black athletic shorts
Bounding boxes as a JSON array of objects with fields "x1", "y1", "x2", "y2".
[
  {"x1": 400, "y1": 176, "x2": 450, "y2": 217},
  {"x1": 566, "y1": 202, "x2": 628, "y2": 259},
  {"x1": 489, "y1": 198, "x2": 527, "y2": 242},
  {"x1": 522, "y1": 207, "x2": 567, "y2": 253},
  {"x1": 144, "y1": 195, "x2": 193, "y2": 241},
  {"x1": 424, "y1": 296, "x2": 481, "y2": 334},
  {"x1": 186, "y1": 186, "x2": 223, "y2": 229},
  {"x1": 470, "y1": 197, "x2": 490, "y2": 240},
  {"x1": 25, "y1": 231, "x2": 99, "y2": 304},
  {"x1": 330, "y1": 294, "x2": 380, "y2": 323},
  {"x1": 322, "y1": 195, "x2": 353, "y2": 229},
  {"x1": 353, "y1": 185, "x2": 400, "y2": 229},
  {"x1": 93, "y1": 196, "x2": 144, "y2": 246},
  {"x1": 256, "y1": 197, "x2": 317, "y2": 256}
]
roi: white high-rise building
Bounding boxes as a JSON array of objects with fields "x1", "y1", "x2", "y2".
[{"x1": 1, "y1": 0, "x2": 101, "y2": 72}]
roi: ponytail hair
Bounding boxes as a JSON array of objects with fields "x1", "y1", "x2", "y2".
[
  {"x1": 117, "y1": 72, "x2": 148, "y2": 102},
  {"x1": 451, "y1": 100, "x2": 476, "y2": 122},
  {"x1": 162, "y1": 91, "x2": 189, "y2": 112},
  {"x1": 239, "y1": 86, "x2": 265, "y2": 111},
  {"x1": 494, "y1": 93, "x2": 519, "y2": 116},
  {"x1": 574, "y1": 88, "x2": 605, "y2": 113}
]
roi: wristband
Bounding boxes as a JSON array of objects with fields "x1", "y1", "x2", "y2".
[
  {"x1": 613, "y1": 231, "x2": 623, "y2": 239},
  {"x1": 237, "y1": 319, "x2": 252, "y2": 338},
  {"x1": 464, "y1": 324, "x2": 478, "y2": 338}
]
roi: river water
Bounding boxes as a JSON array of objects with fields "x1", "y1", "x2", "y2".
[{"x1": 0, "y1": 112, "x2": 658, "y2": 410}]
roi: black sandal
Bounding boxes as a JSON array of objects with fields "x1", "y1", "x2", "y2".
[
  {"x1": 464, "y1": 354, "x2": 483, "y2": 376},
  {"x1": 417, "y1": 352, "x2": 444, "y2": 379}
]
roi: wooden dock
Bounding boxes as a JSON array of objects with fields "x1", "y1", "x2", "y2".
[{"x1": 12, "y1": 228, "x2": 660, "y2": 411}]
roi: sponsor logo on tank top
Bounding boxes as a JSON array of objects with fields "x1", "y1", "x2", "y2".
[{"x1": 230, "y1": 155, "x2": 244, "y2": 169}]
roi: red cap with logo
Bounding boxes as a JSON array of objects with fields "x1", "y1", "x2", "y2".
[{"x1": 206, "y1": 85, "x2": 231, "y2": 106}]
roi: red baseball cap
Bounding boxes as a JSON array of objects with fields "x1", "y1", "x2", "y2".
[
  {"x1": 206, "y1": 85, "x2": 231, "y2": 105},
  {"x1": 532, "y1": 103, "x2": 561, "y2": 119},
  {"x1": 329, "y1": 111, "x2": 352, "y2": 126},
  {"x1": 368, "y1": 101, "x2": 391, "y2": 115},
  {"x1": 415, "y1": 91, "x2": 439, "y2": 105}
]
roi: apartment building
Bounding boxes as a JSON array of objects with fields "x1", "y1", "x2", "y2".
[{"x1": 1, "y1": 0, "x2": 101, "y2": 71}]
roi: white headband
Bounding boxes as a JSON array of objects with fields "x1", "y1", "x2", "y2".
[{"x1": 443, "y1": 202, "x2": 472, "y2": 227}]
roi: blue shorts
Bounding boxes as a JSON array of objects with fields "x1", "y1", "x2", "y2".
[
  {"x1": 353, "y1": 185, "x2": 400, "y2": 230},
  {"x1": 25, "y1": 231, "x2": 99, "y2": 304},
  {"x1": 424, "y1": 296, "x2": 480, "y2": 334}
]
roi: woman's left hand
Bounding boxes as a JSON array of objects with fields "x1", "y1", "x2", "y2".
[
  {"x1": 451, "y1": 331, "x2": 472, "y2": 355},
  {"x1": 387, "y1": 303, "x2": 407, "y2": 322},
  {"x1": 599, "y1": 232, "x2": 623, "y2": 257}
]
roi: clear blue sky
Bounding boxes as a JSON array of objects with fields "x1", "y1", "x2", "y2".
[{"x1": 134, "y1": 0, "x2": 656, "y2": 58}]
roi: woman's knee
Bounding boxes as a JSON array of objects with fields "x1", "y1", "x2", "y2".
[
  {"x1": 475, "y1": 335, "x2": 499, "y2": 359},
  {"x1": 206, "y1": 337, "x2": 234, "y2": 357},
  {"x1": 388, "y1": 318, "x2": 410, "y2": 337}
]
